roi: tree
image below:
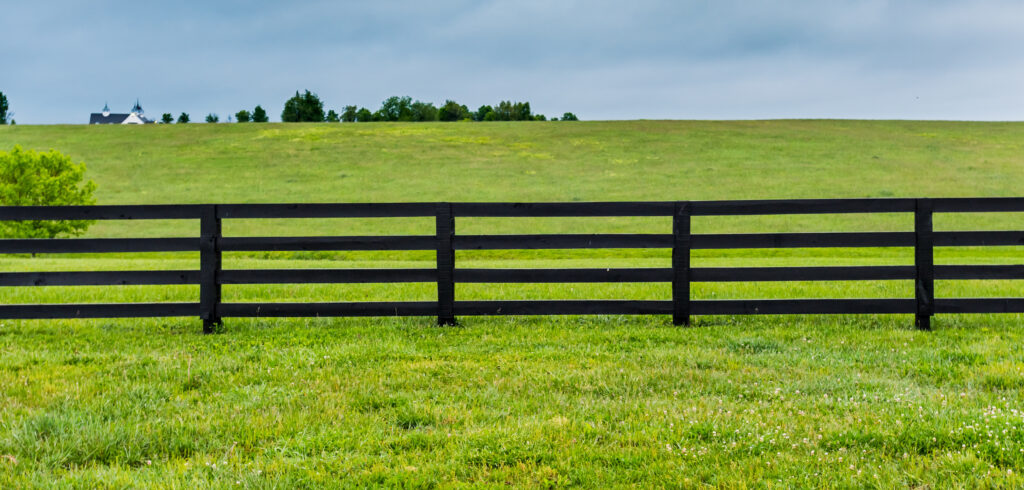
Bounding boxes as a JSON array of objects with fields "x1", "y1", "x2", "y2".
[
  {"x1": 0, "y1": 146, "x2": 97, "y2": 240},
  {"x1": 474, "y1": 105, "x2": 494, "y2": 122},
  {"x1": 205, "y1": 113, "x2": 219, "y2": 123},
  {"x1": 235, "y1": 110, "x2": 251, "y2": 123},
  {"x1": 561, "y1": 112, "x2": 579, "y2": 121},
  {"x1": 439, "y1": 100, "x2": 471, "y2": 122},
  {"x1": 355, "y1": 108, "x2": 373, "y2": 122},
  {"x1": 252, "y1": 105, "x2": 269, "y2": 123},
  {"x1": 177, "y1": 112, "x2": 190, "y2": 123},
  {"x1": 512, "y1": 101, "x2": 532, "y2": 121},
  {"x1": 160, "y1": 113, "x2": 174, "y2": 124},
  {"x1": 0, "y1": 91, "x2": 9, "y2": 124},
  {"x1": 341, "y1": 105, "x2": 358, "y2": 122},
  {"x1": 492, "y1": 101, "x2": 532, "y2": 121},
  {"x1": 409, "y1": 101, "x2": 438, "y2": 122},
  {"x1": 493, "y1": 101, "x2": 514, "y2": 121},
  {"x1": 378, "y1": 96, "x2": 413, "y2": 122},
  {"x1": 281, "y1": 90, "x2": 325, "y2": 122},
  {"x1": 326, "y1": 109, "x2": 340, "y2": 122}
]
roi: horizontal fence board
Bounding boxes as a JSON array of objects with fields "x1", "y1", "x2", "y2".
[
  {"x1": 936, "y1": 265, "x2": 1024, "y2": 280},
  {"x1": 455, "y1": 268, "x2": 673, "y2": 283},
  {"x1": 691, "y1": 299, "x2": 916, "y2": 315},
  {"x1": 691, "y1": 199, "x2": 917, "y2": 216},
  {"x1": 935, "y1": 298, "x2": 1024, "y2": 313},
  {"x1": 0, "y1": 238, "x2": 197, "y2": 254},
  {"x1": 220, "y1": 268, "x2": 436, "y2": 284},
  {"x1": 451, "y1": 202, "x2": 674, "y2": 217},
  {"x1": 0, "y1": 270, "x2": 199, "y2": 286},
  {"x1": 220, "y1": 301, "x2": 437, "y2": 317},
  {"x1": 933, "y1": 198, "x2": 1024, "y2": 213},
  {"x1": 0, "y1": 205, "x2": 204, "y2": 221},
  {"x1": 3, "y1": 199, "x2": 1021, "y2": 222},
  {"x1": 0, "y1": 303, "x2": 200, "y2": 319},
  {"x1": 454, "y1": 266, "x2": 922, "y2": 283},
  {"x1": 934, "y1": 231, "x2": 1024, "y2": 247},
  {"x1": 692, "y1": 232, "x2": 915, "y2": 249},
  {"x1": 455, "y1": 300, "x2": 673, "y2": 315},
  {"x1": 217, "y1": 203, "x2": 437, "y2": 219},
  {"x1": 692, "y1": 266, "x2": 915, "y2": 282},
  {"x1": 455, "y1": 234, "x2": 673, "y2": 249},
  {"x1": 455, "y1": 232, "x2": 919, "y2": 251},
  {"x1": 219, "y1": 236, "x2": 435, "y2": 251}
]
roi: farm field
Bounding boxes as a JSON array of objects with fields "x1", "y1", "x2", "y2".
[{"x1": 1, "y1": 120, "x2": 1023, "y2": 486}]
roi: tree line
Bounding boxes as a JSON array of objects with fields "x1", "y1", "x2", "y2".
[
  {"x1": 160, "y1": 91, "x2": 578, "y2": 124},
  {"x1": 0, "y1": 91, "x2": 11, "y2": 125}
]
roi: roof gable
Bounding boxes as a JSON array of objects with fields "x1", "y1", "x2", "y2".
[{"x1": 90, "y1": 113, "x2": 130, "y2": 124}]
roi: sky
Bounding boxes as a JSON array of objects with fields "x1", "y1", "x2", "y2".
[{"x1": 2, "y1": 0, "x2": 1023, "y2": 124}]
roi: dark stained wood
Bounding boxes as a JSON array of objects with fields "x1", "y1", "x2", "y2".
[
  {"x1": 220, "y1": 268, "x2": 436, "y2": 284},
  {"x1": 0, "y1": 303, "x2": 200, "y2": 319},
  {"x1": 436, "y1": 203, "x2": 456, "y2": 325},
  {"x1": 0, "y1": 238, "x2": 197, "y2": 254},
  {"x1": 0, "y1": 270, "x2": 199, "y2": 286},
  {"x1": 2, "y1": 198, "x2": 1022, "y2": 329},
  {"x1": 673, "y1": 202, "x2": 691, "y2": 326},
  {"x1": 200, "y1": 205, "x2": 222, "y2": 333},
  {"x1": 915, "y1": 199, "x2": 934, "y2": 330}
]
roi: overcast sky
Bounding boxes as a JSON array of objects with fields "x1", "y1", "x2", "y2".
[{"x1": 3, "y1": 0, "x2": 1023, "y2": 124}]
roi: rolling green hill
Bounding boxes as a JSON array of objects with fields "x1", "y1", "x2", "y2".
[
  {"x1": 3, "y1": 120, "x2": 1023, "y2": 203},
  {"x1": 2, "y1": 120, "x2": 1022, "y2": 238},
  {"x1": 1, "y1": 121, "x2": 1023, "y2": 487}
]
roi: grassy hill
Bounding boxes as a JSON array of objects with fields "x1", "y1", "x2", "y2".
[
  {"x1": 1, "y1": 121, "x2": 1023, "y2": 487},
  {"x1": 4, "y1": 120, "x2": 1023, "y2": 204},
  {"x1": 1, "y1": 120, "x2": 1023, "y2": 237}
]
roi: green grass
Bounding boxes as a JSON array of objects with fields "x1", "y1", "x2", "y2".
[{"x1": 0, "y1": 120, "x2": 1023, "y2": 487}]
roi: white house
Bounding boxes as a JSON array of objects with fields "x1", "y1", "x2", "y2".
[{"x1": 89, "y1": 100, "x2": 153, "y2": 124}]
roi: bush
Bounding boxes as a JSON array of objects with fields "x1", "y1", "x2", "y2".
[
  {"x1": 0, "y1": 146, "x2": 97, "y2": 239},
  {"x1": 205, "y1": 114, "x2": 219, "y2": 123},
  {"x1": 235, "y1": 110, "x2": 251, "y2": 123},
  {"x1": 561, "y1": 112, "x2": 579, "y2": 121},
  {"x1": 160, "y1": 113, "x2": 173, "y2": 124}
]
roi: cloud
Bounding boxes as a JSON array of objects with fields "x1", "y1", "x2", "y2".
[{"x1": 1, "y1": 0, "x2": 1022, "y2": 123}]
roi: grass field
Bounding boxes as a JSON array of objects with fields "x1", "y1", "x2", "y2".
[{"x1": 1, "y1": 120, "x2": 1023, "y2": 487}]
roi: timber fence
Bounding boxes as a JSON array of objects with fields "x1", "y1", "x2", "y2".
[{"x1": 1, "y1": 199, "x2": 1022, "y2": 332}]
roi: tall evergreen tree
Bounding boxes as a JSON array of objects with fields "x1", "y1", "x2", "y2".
[
  {"x1": 252, "y1": 105, "x2": 269, "y2": 123},
  {"x1": 0, "y1": 91, "x2": 8, "y2": 124},
  {"x1": 281, "y1": 90, "x2": 326, "y2": 122}
]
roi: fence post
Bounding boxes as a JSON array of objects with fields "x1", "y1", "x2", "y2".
[
  {"x1": 200, "y1": 205, "x2": 222, "y2": 333},
  {"x1": 673, "y1": 202, "x2": 691, "y2": 326},
  {"x1": 914, "y1": 198, "x2": 934, "y2": 330},
  {"x1": 436, "y1": 203, "x2": 456, "y2": 326}
]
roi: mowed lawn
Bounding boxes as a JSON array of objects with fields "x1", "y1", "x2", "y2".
[{"x1": 0, "y1": 120, "x2": 1023, "y2": 487}]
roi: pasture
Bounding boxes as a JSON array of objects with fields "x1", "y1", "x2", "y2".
[{"x1": 1, "y1": 120, "x2": 1023, "y2": 487}]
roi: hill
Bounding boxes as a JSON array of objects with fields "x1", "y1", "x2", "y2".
[
  {"x1": 2, "y1": 120, "x2": 1022, "y2": 238},
  {"x1": 1, "y1": 121, "x2": 1023, "y2": 487}
]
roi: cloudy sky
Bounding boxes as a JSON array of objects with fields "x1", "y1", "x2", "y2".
[{"x1": 3, "y1": 0, "x2": 1023, "y2": 124}]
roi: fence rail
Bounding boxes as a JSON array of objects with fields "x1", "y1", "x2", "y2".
[{"x1": 1, "y1": 198, "x2": 1023, "y2": 332}]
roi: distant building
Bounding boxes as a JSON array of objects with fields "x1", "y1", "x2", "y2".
[{"x1": 89, "y1": 100, "x2": 153, "y2": 124}]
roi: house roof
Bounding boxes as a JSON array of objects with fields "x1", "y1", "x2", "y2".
[{"x1": 90, "y1": 113, "x2": 130, "y2": 124}]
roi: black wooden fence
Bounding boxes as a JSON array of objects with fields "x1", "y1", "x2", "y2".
[{"x1": 1, "y1": 199, "x2": 1022, "y2": 332}]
